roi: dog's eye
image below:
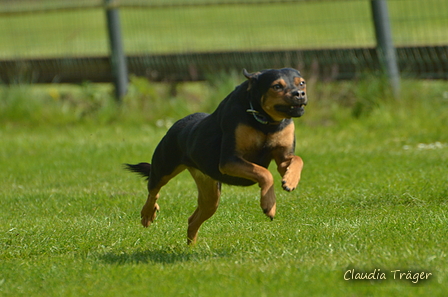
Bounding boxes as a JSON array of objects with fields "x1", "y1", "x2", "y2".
[
  {"x1": 272, "y1": 84, "x2": 283, "y2": 91},
  {"x1": 299, "y1": 81, "x2": 306, "y2": 87}
]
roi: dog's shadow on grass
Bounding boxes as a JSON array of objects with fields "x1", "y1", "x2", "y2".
[{"x1": 100, "y1": 247, "x2": 230, "y2": 265}]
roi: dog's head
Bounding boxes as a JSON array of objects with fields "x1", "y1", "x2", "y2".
[{"x1": 244, "y1": 68, "x2": 307, "y2": 121}]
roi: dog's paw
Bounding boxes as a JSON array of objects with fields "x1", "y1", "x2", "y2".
[
  {"x1": 141, "y1": 203, "x2": 160, "y2": 227},
  {"x1": 260, "y1": 186, "x2": 276, "y2": 220},
  {"x1": 281, "y1": 169, "x2": 300, "y2": 192},
  {"x1": 281, "y1": 180, "x2": 296, "y2": 192},
  {"x1": 262, "y1": 203, "x2": 276, "y2": 220}
]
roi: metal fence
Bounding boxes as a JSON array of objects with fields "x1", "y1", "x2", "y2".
[{"x1": 0, "y1": 0, "x2": 447, "y2": 88}]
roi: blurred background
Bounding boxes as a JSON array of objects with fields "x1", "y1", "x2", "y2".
[
  {"x1": 0, "y1": 0, "x2": 447, "y2": 124},
  {"x1": 1, "y1": 0, "x2": 447, "y2": 82}
]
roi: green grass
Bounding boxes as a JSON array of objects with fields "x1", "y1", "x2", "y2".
[
  {"x1": 0, "y1": 76, "x2": 447, "y2": 296},
  {"x1": 0, "y1": 0, "x2": 447, "y2": 58}
]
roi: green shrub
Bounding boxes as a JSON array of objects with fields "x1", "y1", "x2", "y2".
[{"x1": 1, "y1": 74, "x2": 447, "y2": 135}]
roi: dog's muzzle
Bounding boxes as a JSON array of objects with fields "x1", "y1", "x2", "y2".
[
  {"x1": 291, "y1": 90, "x2": 307, "y2": 105},
  {"x1": 275, "y1": 90, "x2": 308, "y2": 117}
]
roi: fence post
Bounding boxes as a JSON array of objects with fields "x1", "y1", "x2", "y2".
[
  {"x1": 105, "y1": 0, "x2": 128, "y2": 102},
  {"x1": 370, "y1": 0, "x2": 400, "y2": 98}
]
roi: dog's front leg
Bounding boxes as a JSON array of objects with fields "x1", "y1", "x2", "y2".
[
  {"x1": 274, "y1": 151, "x2": 304, "y2": 192},
  {"x1": 219, "y1": 159, "x2": 276, "y2": 219}
]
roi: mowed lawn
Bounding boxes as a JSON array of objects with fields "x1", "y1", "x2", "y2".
[{"x1": 1, "y1": 87, "x2": 447, "y2": 296}]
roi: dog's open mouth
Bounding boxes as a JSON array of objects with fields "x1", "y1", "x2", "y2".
[
  {"x1": 289, "y1": 104, "x2": 304, "y2": 110},
  {"x1": 275, "y1": 104, "x2": 306, "y2": 117}
]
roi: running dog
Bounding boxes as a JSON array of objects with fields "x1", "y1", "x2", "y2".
[{"x1": 126, "y1": 68, "x2": 308, "y2": 244}]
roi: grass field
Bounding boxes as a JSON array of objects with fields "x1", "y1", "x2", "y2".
[
  {"x1": 0, "y1": 76, "x2": 447, "y2": 296},
  {"x1": 0, "y1": 0, "x2": 447, "y2": 58}
]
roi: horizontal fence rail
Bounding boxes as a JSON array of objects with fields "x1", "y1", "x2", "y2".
[{"x1": 1, "y1": 46, "x2": 447, "y2": 84}]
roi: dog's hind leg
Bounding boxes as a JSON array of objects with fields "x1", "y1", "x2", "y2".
[
  {"x1": 141, "y1": 165, "x2": 186, "y2": 227},
  {"x1": 187, "y1": 168, "x2": 221, "y2": 245},
  {"x1": 141, "y1": 190, "x2": 160, "y2": 227}
]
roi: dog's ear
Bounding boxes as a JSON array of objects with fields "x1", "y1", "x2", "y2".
[
  {"x1": 243, "y1": 69, "x2": 260, "y2": 91},
  {"x1": 243, "y1": 68, "x2": 253, "y2": 79}
]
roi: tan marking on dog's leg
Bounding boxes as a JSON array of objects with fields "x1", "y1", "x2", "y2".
[
  {"x1": 141, "y1": 165, "x2": 186, "y2": 227},
  {"x1": 141, "y1": 191, "x2": 160, "y2": 227},
  {"x1": 276, "y1": 155, "x2": 303, "y2": 192},
  {"x1": 187, "y1": 168, "x2": 221, "y2": 245},
  {"x1": 219, "y1": 161, "x2": 276, "y2": 219},
  {"x1": 260, "y1": 183, "x2": 276, "y2": 220}
]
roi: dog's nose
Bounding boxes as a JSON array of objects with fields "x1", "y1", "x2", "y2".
[{"x1": 292, "y1": 90, "x2": 306, "y2": 97}]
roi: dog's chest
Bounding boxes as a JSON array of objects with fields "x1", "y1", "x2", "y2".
[{"x1": 234, "y1": 123, "x2": 294, "y2": 156}]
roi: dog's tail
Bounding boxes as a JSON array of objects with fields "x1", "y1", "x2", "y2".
[{"x1": 124, "y1": 162, "x2": 151, "y2": 179}]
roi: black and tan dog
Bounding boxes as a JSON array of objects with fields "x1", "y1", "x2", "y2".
[{"x1": 126, "y1": 68, "x2": 307, "y2": 244}]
